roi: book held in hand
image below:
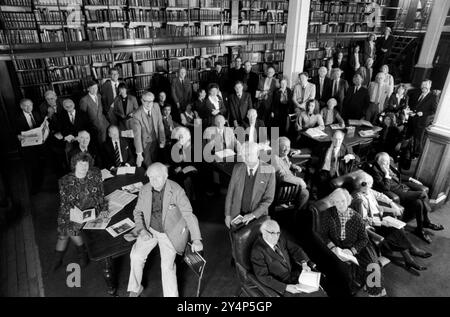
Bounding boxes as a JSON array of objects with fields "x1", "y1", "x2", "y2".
[
  {"x1": 83, "y1": 216, "x2": 111, "y2": 230},
  {"x1": 116, "y1": 166, "x2": 136, "y2": 175},
  {"x1": 335, "y1": 247, "x2": 359, "y2": 265},
  {"x1": 70, "y1": 206, "x2": 96, "y2": 224},
  {"x1": 296, "y1": 271, "x2": 321, "y2": 293},
  {"x1": 382, "y1": 216, "x2": 406, "y2": 229},
  {"x1": 121, "y1": 130, "x2": 134, "y2": 138},
  {"x1": 106, "y1": 218, "x2": 135, "y2": 238}
]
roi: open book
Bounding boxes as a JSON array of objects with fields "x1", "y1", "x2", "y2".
[
  {"x1": 70, "y1": 206, "x2": 96, "y2": 224},
  {"x1": 296, "y1": 271, "x2": 321, "y2": 293},
  {"x1": 335, "y1": 248, "x2": 359, "y2": 265},
  {"x1": 116, "y1": 166, "x2": 136, "y2": 175},
  {"x1": 382, "y1": 216, "x2": 406, "y2": 229},
  {"x1": 83, "y1": 216, "x2": 111, "y2": 230},
  {"x1": 348, "y1": 119, "x2": 373, "y2": 127},
  {"x1": 106, "y1": 218, "x2": 135, "y2": 238},
  {"x1": 101, "y1": 169, "x2": 114, "y2": 181},
  {"x1": 105, "y1": 190, "x2": 138, "y2": 218},
  {"x1": 305, "y1": 127, "x2": 327, "y2": 138}
]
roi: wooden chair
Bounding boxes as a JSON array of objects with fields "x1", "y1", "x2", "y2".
[{"x1": 270, "y1": 181, "x2": 301, "y2": 215}]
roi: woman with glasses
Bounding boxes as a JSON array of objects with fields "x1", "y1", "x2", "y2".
[
  {"x1": 352, "y1": 172, "x2": 431, "y2": 275},
  {"x1": 320, "y1": 188, "x2": 386, "y2": 296}
]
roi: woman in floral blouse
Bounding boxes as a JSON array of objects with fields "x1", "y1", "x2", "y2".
[
  {"x1": 53, "y1": 152, "x2": 107, "y2": 270},
  {"x1": 321, "y1": 188, "x2": 386, "y2": 297}
]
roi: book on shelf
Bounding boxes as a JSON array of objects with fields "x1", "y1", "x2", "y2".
[
  {"x1": 0, "y1": 0, "x2": 32, "y2": 5},
  {"x1": 14, "y1": 58, "x2": 45, "y2": 70},
  {"x1": 134, "y1": 49, "x2": 167, "y2": 61},
  {"x1": 167, "y1": 0, "x2": 200, "y2": 7},
  {"x1": 129, "y1": 0, "x2": 165, "y2": 6},
  {"x1": 85, "y1": 0, "x2": 126, "y2": 5}
]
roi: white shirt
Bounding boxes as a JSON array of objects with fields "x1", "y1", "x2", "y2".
[
  {"x1": 143, "y1": 106, "x2": 152, "y2": 117},
  {"x1": 112, "y1": 138, "x2": 123, "y2": 163},
  {"x1": 209, "y1": 95, "x2": 220, "y2": 110},
  {"x1": 264, "y1": 77, "x2": 272, "y2": 91},
  {"x1": 111, "y1": 80, "x2": 119, "y2": 99},
  {"x1": 23, "y1": 111, "x2": 35, "y2": 129},
  {"x1": 89, "y1": 93, "x2": 98, "y2": 104},
  {"x1": 246, "y1": 161, "x2": 259, "y2": 177},
  {"x1": 249, "y1": 124, "x2": 256, "y2": 144},
  {"x1": 68, "y1": 109, "x2": 76, "y2": 124}
]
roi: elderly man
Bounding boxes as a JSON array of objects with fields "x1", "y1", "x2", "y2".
[
  {"x1": 257, "y1": 66, "x2": 280, "y2": 125},
  {"x1": 204, "y1": 114, "x2": 240, "y2": 156},
  {"x1": 224, "y1": 142, "x2": 276, "y2": 229},
  {"x1": 293, "y1": 72, "x2": 316, "y2": 111},
  {"x1": 67, "y1": 130, "x2": 101, "y2": 167},
  {"x1": 55, "y1": 99, "x2": 92, "y2": 142},
  {"x1": 171, "y1": 67, "x2": 192, "y2": 122},
  {"x1": 272, "y1": 137, "x2": 309, "y2": 211},
  {"x1": 102, "y1": 125, "x2": 135, "y2": 170},
  {"x1": 367, "y1": 152, "x2": 443, "y2": 244},
  {"x1": 101, "y1": 67, "x2": 124, "y2": 125},
  {"x1": 80, "y1": 79, "x2": 109, "y2": 144},
  {"x1": 409, "y1": 80, "x2": 438, "y2": 158},
  {"x1": 251, "y1": 219, "x2": 314, "y2": 296},
  {"x1": 113, "y1": 83, "x2": 139, "y2": 131},
  {"x1": 366, "y1": 72, "x2": 391, "y2": 124},
  {"x1": 242, "y1": 61, "x2": 259, "y2": 103},
  {"x1": 242, "y1": 108, "x2": 267, "y2": 144},
  {"x1": 228, "y1": 81, "x2": 253, "y2": 128},
  {"x1": 330, "y1": 68, "x2": 349, "y2": 113},
  {"x1": 127, "y1": 163, "x2": 203, "y2": 297},
  {"x1": 312, "y1": 66, "x2": 332, "y2": 108},
  {"x1": 39, "y1": 90, "x2": 63, "y2": 121},
  {"x1": 132, "y1": 92, "x2": 166, "y2": 168}
]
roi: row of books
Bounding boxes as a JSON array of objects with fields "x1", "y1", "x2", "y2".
[
  {"x1": 0, "y1": 30, "x2": 7, "y2": 44},
  {"x1": 40, "y1": 28, "x2": 85, "y2": 42},
  {"x1": 200, "y1": 55, "x2": 228, "y2": 68},
  {"x1": 1, "y1": 12, "x2": 36, "y2": 29},
  {"x1": 200, "y1": 0, "x2": 230, "y2": 8},
  {"x1": 46, "y1": 55, "x2": 90, "y2": 67},
  {"x1": 129, "y1": 0, "x2": 165, "y2": 6},
  {"x1": 115, "y1": 52, "x2": 132, "y2": 61},
  {"x1": 34, "y1": 0, "x2": 82, "y2": 5},
  {"x1": 199, "y1": 24, "x2": 231, "y2": 36},
  {"x1": 239, "y1": 11, "x2": 287, "y2": 22},
  {"x1": 168, "y1": 57, "x2": 201, "y2": 71},
  {"x1": 92, "y1": 53, "x2": 112, "y2": 63},
  {"x1": 134, "y1": 60, "x2": 167, "y2": 74},
  {"x1": 48, "y1": 65, "x2": 91, "y2": 81},
  {"x1": 85, "y1": 9, "x2": 127, "y2": 23},
  {"x1": 168, "y1": 69, "x2": 199, "y2": 82},
  {"x1": 0, "y1": 0, "x2": 31, "y2": 5},
  {"x1": 21, "y1": 86, "x2": 49, "y2": 101},
  {"x1": 85, "y1": 0, "x2": 126, "y2": 5},
  {"x1": 86, "y1": 27, "x2": 130, "y2": 41},
  {"x1": 241, "y1": 0, "x2": 288, "y2": 10},
  {"x1": 134, "y1": 49, "x2": 167, "y2": 61},
  {"x1": 135, "y1": 74, "x2": 152, "y2": 90},
  {"x1": 18, "y1": 70, "x2": 47, "y2": 85},
  {"x1": 115, "y1": 62, "x2": 133, "y2": 78},
  {"x1": 14, "y1": 58, "x2": 44, "y2": 70},
  {"x1": 167, "y1": 0, "x2": 200, "y2": 7},
  {"x1": 129, "y1": 9, "x2": 166, "y2": 22},
  {"x1": 237, "y1": 23, "x2": 286, "y2": 34},
  {"x1": 308, "y1": 23, "x2": 377, "y2": 34},
  {"x1": 6, "y1": 30, "x2": 39, "y2": 44},
  {"x1": 169, "y1": 46, "x2": 224, "y2": 58},
  {"x1": 53, "y1": 81, "x2": 83, "y2": 98}
]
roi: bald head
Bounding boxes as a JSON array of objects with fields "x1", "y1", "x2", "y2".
[{"x1": 214, "y1": 114, "x2": 226, "y2": 129}]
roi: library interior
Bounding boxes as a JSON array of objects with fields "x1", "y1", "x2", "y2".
[{"x1": 0, "y1": 0, "x2": 450, "y2": 298}]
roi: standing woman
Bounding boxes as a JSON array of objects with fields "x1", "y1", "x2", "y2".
[
  {"x1": 272, "y1": 77, "x2": 293, "y2": 136},
  {"x1": 205, "y1": 83, "x2": 227, "y2": 127},
  {"x1": 380, "y1": 65, "x2": 395, "y2": 97},
  {"x1": 53, "y1": 152, "x2": 107, "y2": 270}
]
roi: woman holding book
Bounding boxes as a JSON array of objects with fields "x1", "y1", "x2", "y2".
[
  {"x1": 320, "y1": 188, "x2": 387, "y2": 297},
  {"x1": 352, "y1": 172, "x2": 431, "y2": 275},
  {"x1": 53, "y1": 152, "x2": 107, "y2": 271}
]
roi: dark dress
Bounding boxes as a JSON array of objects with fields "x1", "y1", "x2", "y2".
[{"x1": 57, "y1": 168, "x2": 107, "y2": 236}]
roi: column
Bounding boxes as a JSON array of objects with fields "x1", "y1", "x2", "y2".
[
  {"x1": 415, "y1": 70, "x2": 450, "y2": 203},
  {"x1": 412, "y1": 0, "x2": 450, "y2": 86},
  {"x1": 283, "y1": 0, "x2": 310, "y2": 87}
]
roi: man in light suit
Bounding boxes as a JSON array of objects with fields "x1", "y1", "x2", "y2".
[
  {"x1": 127, "y1": 163, "x2": 203, "y2": 297},
  {"x1": 102, "y1": 125, "x2": 135, "y2": 170},
  {"x1": 113, "y1": 83, "x2": 139, "y2": 131},
  {"x1": 366, "y1": 72, "x2": 391, "y2": 124},
  {"x1": 203, "y1": 115, "x2": 240, "y2": 157},
  {"x1": 224, "y1": 142, "x2": 276, "y2": 229},
  {"x1": 80, "y1": 79, "x2": 109, "y2": 144},
  {"x1": 132, "y1": 92, "x2": 166, "y2": 168},
  {"x1": 272, "y1": 137, "x2": 309, "y2": 211},
  {"x1": 171, "y1": 67, "x2": 192, "y2": 123},
  {"x1": 293, "y1": 72, "x2": 316, "y2": 111},
  {"x1": 256, "y1": 67, "x2": 280, "y2": 125},
  {"x1": 330, "y1": 68, "x2": 349, "y2": 114},
  {"x1": 101, "y1": 68, "x2": 124, "y2": 125},
  {"x1": 228, "y1": 81, "x2": 253, "y2": 128}
]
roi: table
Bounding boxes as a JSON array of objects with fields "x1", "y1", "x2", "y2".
[
  {"x1": 82, "y1": 167, "x2": 147, "y2": 296},
  {"x1": 301, "y1": 125, "x2": 379, "y2": 148}
]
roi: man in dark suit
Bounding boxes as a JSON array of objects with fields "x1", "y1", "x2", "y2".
[
  {"x1": 251, "y1": 219, "x2": 313, "y2": 296},
  {"x1": 67, "y1": 130, "x2": 102, "y2": 167},
  {"x1": 102, "y1": 125, "x2": 135, "y2": 170},
  {"x1": 342, "y1": 74, "x2": 370, "y2": 120},
  {"x1": 333, "y1": 52, "x2": 350, "y2": 81},
  {"x1": 376, "y1": 27, "x2": 394, "y2": 70},
  {"x1": 228, "y1": 81, "x2": 253, "y2": 128},
  {"x1": 256, "y1": 67, "x2": 280, "y2": 125},
  {"x1": 330, "y1": 68, "x2": 349, "y2": 114},
  {"x1": 228, "y1": 57, "x2": 244, "y2": 93},
  {"x1": 16, "y1": 98, "x2": 44, "y2": 193},
  {"x1": 409, "y1": 80, "x2": 438, "y2": 157},
  {"x1": 312, "y1": 66, "x2": 332, "y2": 109},
  {"x1": 113, "y1": 83, "x2": 139, "y2": 131},
  {"x1": 242, "y1": 61, "x2": 260, "y2": 104},
  {"x1": 208, "y1": 61, "x2": 229, "y2": 97},
  {"x1": 39, "y1": 90, "x2": 64, "y2": 122},
  {"x1": 224, "y1": 142, "x2": 275, "y2": 229},
  {"x1": 170, "y1": 67, "x2": 192, "y2": 123},
  {"x1": 368, "y1": 152, "x2": 443, "y2": 244},
  {"x1": 101, "y1": 67, "x2": 124, "y2": 125}
]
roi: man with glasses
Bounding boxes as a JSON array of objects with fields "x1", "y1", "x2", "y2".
[
  {"x1": 250, "y1": 219, "x2": 314, "y2": 296},
  {"x1": 132, "y1": 92, "x2": 166, "y2": 168}
]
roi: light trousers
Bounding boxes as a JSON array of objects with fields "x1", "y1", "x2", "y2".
[{"x1": 127, "y1": 227, "x2": 178, "y2": 297}]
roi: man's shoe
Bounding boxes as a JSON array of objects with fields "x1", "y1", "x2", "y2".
[
  {"x1": 410, "y1": 249, "x2": 432, "y2": 258},
  {"x1": 414, "y1": 229, "x2": 432, "y2": 244},
  {"x1": 423, "y1": 222, "x2": 444, "y2": 231},
  {"x1": 129, "y1": 285, "x2": 144, "y2": 297}
]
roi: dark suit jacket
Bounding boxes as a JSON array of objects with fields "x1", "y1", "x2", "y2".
[
  {"x1": 409, "y1": 92, "x2": 438, "y2": 129},
  {"x1": 101, "y1": 80, "x2": 124, "y2": 125},
  {"x1": 228, "y1": 92, "x2": 253, "y2": 127},
  {"x1": 15, "y1": 110, "x2": 44, "y2": 134},
  {"x1": 204, "y1": 96, "x2": 227, "y2": 127},
  {"x1": 330, "y1": 78, "x2": 349, "y2": 113},
  {"x1": 79, "y1": 93, "x2": 109, "y2": 143},
  {"x1": 68, "y1": 142, "x2": 102, "y2": 167},
  {"x1": 386, "y1": 94, "x2": 408, "y2": 113},
  {"x1": 363, "y1": 40, "x2": 376, "y2": 64},
  {"x1": 311, "y1": 76, "x2": 332, "y2": 106},
  {"x1": 342, "y1": 86, "x2": 370, "y2": 120},
  {"x1": 376, "y1": 35, "x2": 394, "y2": 56},
  {"x1": 101, "y1": 137, "x2": 135, "y2": 169},
  {"x1": 242, "y1": 71, "x2": 260, "y2": 102},
  {"x1": 55, "y1": 109, "x2": 93, "y2": 138},
  {"x1": 228, "y1": 67, "x2": 245, "y2": 90},
  {"x1": 242, "y1": 119, "x2": 267, "y2": 143},
  {"x1": 367, "y1": 161, "x2": 411, "y2": 195},
  {"x1": 209, "y1": 69, "x2": 229, "y2": 93},
  {"x1": 224, "y1": 162, "x2": 275, "y2": 220},
  {"x1": 333, "y1": 59, "x2": 350, "y2": 79},
  {"x1": 251, "y1": 235, "x2": 309, "y2": 295},
  {"x1": 39, "y1": 100, "x2": 64, "y2": 121},
  {"x1": 171, "y1": 77, "x2": 193, "y2": 109},
  {"x1": 113, "y1": 94, "x2": 139, "y2": 130}
]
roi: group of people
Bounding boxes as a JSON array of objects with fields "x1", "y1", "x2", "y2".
[{"x1": 13, "y1": 28, "x2": 443, "y2": 297}]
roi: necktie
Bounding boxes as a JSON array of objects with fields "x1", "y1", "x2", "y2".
[
  {"x1": 333, "y1": 80, "x2": 337, "y2": 96},
  {"x1": 301, "y1": 86, "x2": 305, "y2": 103},
  {"x1": 29, "y1": 113, "x2": 36, "y2": 128},
  {"x1": 249, "y1": 169, "x2": 254, "y2": 177},
  {"x1": 320, "y1": 78, "x2": 323, "y2": 97},
  {"x1": 69, "y1": 111, "x2": 75, "y2": 124},
  {"x1": 418, "y1": 94, "x2": 424, "y2": 103},
  {"x1": 114, "y1": 141, "x2": 121, "y2": 167},
  {"x1": 274, "y1": 244, "x2": 287, "y2": 263}
]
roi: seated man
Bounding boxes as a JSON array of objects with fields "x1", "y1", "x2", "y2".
[
  {"x1": 272, "y1": 137, "x2": 309, "y2": 210},
  {"x1": 67, "y1": 130, "x2": 102, "y2": 168},
  {"x1": 251, "y1": 219, "x2": 314, "y2": 296},
  {"x1": 367, "y1": 152, "x2": 443, "y2": 243},
  {"x1": 320, "y1": 98, "x2": 345, "y2": 126},
  {"x1": 127, "y1": 163, "x2": 203, "y2": 297},
  {"x1": 203, "y1": 114, "x2": 241, "y2": 157},
  {"x1": 102, "y1": 125, "x2": 135, "y2": 170},
  {"x1": 225, "y1": 142, "x2": 275, "y2": 229},
  {"x1": 242, "y1": 108, "x2": 267, "y2": 144}
]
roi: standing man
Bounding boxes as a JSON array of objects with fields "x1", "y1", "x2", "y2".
[
  {"x1": 127, "y1": 163, "x2": 203, "y2": 297},
  {"x1": 256, "y1": 66, "x2": 280, "y2": 125},
  {"x1": 101, "y1": 67, "x2": 123, "y2": 125},
  {"x1": 242, "y1": 61, "x2": 259, "y2": 104},
  {"x1": 39, "y1": 90, "x2": 63, "y2": 121},
  {"x1": 333, "y1": 51, "x2": 349, "y2": 81},
  {"x1": 171, "y1": 67, "x2": 192, "y2": 123},
  {"x1": 293, "y1": 72, "x2": 316, "y2": 111},
  {"x1": 132, "y1": 92, "x2": 166, "y2": 168},
  {"x1": 228, "y1": 57, "x2": 244, "y2": 93},
  {"x1": 330, "y1": 68, "x2": 349, "y2": 114},
  {"x1": 224, "y1": 142, "x2": 275, "y2": 229},
  {"x1": 208, "y1": 61, "x2": 229, "y2": 98},
  {"x1": 113, "y1": 83, "x2": 139, "y2": 131},
  {"x1": 228, "y1": 81, "x2": 253, "y2": 128},
  {"x1": 242, "y1": 109, "x2": 267, "y2": 145},
  {"x1": 312, "y1": 66, "x2": 332, "y2": 109},
  {"x1": 80, "y1": 79, "x2": 109, "y2": 144},
  {"x1": 376, "y1": 27, "x2": 394, "y2": 70},
  {"x1": 342, "y1": 73, "x2": 370, "y2": 120},
  {"x1": 366, "y1": 72, "x2": 390, "y2": 124}
]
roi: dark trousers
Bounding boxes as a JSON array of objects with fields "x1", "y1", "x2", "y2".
[{"x1": 394, "y1": 181, "x2": 431, "y2": 230}]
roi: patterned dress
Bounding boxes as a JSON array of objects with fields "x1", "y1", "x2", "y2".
[{"x1": 57, "y1": 168, "x2": 107, "y2": 236}]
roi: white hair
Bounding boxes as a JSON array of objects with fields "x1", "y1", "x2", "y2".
[{"x1": 260, "y1": 219, "x2": 279, "y2": 234}]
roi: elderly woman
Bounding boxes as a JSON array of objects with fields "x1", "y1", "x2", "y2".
[
  {"x1": 205, "y1": 83, "x2": 227, "y2": 127},
  {"x1": 53, "y1": 152, "x2": 107, "y2": 270},
  {"x1": 321, "y1": 188, "x2": 386, "y2": 297},
  {"x1": 320, "y1": 98, "x2": 345, "y2": 126},
  {"x1": 352, "y1": 173, "x2": 431, "y2": 274},
  {"x1": 380, "y1": 65, "x2": 394, "y2": 97},
  {"x1": 169, "y1": 126, "x2": 198, "y2": 203}
]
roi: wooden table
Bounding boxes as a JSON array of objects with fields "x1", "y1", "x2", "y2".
[
  {"x1": 301, "y1": 125, "x2": 379, "y2": 148},
  {"x1": 82, "y1": 167, "x2": 147, "y2": 296}
]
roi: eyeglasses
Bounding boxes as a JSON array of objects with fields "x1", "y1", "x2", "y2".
[{"x1": 265, "y1": 230, "x2": 281, "y2": 236}]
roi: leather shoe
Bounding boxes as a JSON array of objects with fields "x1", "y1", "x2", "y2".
[
  {"x1": 405, "y1": 261, "x2": 427, "y2": 271},
  {"x1": 424, "y1": 222, "x2": 444, "y2": 231},
  {"x1": 410, "y1": 249, "x2": 432, "y2": 258},
  {"x1": 414, "y1": 229, "x2": 432, "y2": 244}
]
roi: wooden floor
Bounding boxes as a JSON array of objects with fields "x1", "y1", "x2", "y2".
[{"x1": 0, "y1": 212, "x2": 44, "y2": 297}]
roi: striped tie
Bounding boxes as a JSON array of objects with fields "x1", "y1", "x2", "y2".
[{"x1": 114, "y1": 141, "x2": 121, "y2": 167}]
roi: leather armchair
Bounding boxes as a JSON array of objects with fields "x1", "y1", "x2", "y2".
[{"x1": 230, "y1": 216, "x2": 280, "y2": 297}]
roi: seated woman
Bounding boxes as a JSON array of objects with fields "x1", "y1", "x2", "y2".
[
  {"x1": 53, "y1": 152, "x2": 108, "y2": 270},
  {"x1": 169, "y1": 126, "x2": 199, "y2": 203},
  {"x1": 352, "y1": 172, "x2": 431, "y2": 275},
  {"x1": 320, "y1": 98, "x2": 345, "y2": 126},
  {"x1": 320, "y1": 188, "x2": 386, "y2": 297},
  {"x1": 385, "y1": 84, "x2": 409, "y2": 123},
  {"x1": 376, "y1": 113, "x2": 403, "y2": 158},
  {"x1": 251, "y1": 219, "x2": 316, "y2": 296}
]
